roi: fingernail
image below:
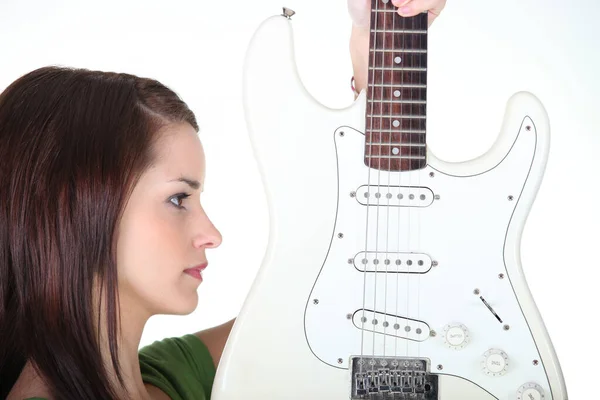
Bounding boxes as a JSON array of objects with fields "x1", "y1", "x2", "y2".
[{"x1": 398, "y1": 5, "x2": 410, "y2": 14}]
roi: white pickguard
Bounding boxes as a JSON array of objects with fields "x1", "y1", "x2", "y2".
[{"x1": 212, "y1": 13, "x2": 568, "y2": 400}]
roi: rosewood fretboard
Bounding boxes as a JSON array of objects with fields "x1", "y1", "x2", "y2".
[{"x1": 365, "y1": 1, "x2": 428, "y2": 172}]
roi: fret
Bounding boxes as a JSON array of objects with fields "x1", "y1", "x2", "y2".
[
  {"x1": 368, "y1": 67, "x2": 427, "y2": 72},
  {"x1": 368, "y1": 129, "x2": 426, "y2": 133},
  {"x1": 370, "y1": 49, "x2": 427, "y2": 53},
  {"x1": 365, "y1": 117, "x2": 427, "y2": 131},
  {"x1": 367, "y1": 132, "x2": 425, "y2": 143},
  {"x1": 369, "y1": 83, "x2": 426, "y2": 88},
  {"x1": 370, "y1": 33, "x2": 427, "y2": 50},
  {"x1": 370, "y1": 29, "x2": 427, "y2": 34},
  {"x1": 370, "y1": 70, "x2": 426, "y2": 86},
  {"x1": 366, "y1": 145, "x2": 426, "y2": 157},
  {"x1": 366, "y1": 142, "x2": 426, "y2": 146},
  {"x1": 367, "y1": 102, "x2": 425, "y2": 116},
  {"x1": 372, "y1": 52, "x2": 427, "y2": 69},
  {"x1": 365, "y1": 154, "x2": 426, "y2": 160},
  {"x1": 368, "y1": 87, "x2": 427, "y2": 103},
  {"x1": 366, "y1": 158, "x2": 426, "y2": 171},
  {"x1": 367, "y1": 99, "x2": 427, "y2": 104},
  {"x1": 367, "y1": 114, "x2": 426, "y2": 119},
  {"x1": 370, "y1": 8, "x2": 428, "y2": 30}
]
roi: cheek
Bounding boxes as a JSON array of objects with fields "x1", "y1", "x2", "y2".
[{"x1": 117, "y1": 206, "x2": 186, "y2": 293}]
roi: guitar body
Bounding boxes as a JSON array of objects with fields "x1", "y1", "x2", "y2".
[{"x1": 212, "y1": 10, "x2": 567, "y2": 400}]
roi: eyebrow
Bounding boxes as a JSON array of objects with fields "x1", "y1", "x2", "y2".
[{"x1": 169, "y1": 177, "x2": 201, "y2": 190}]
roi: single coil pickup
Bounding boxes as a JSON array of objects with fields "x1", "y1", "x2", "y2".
[
  {"x1": 352, "y1": 309, "x2": 430, "y2": 342},
  {"x1": 351, "y1": 357, "x2": 439, "y2": 399},
  {"x1": 355, "y1": 185, "x2": 434, "y2": 207},
  {"x1": 354, "y1": 251, "x2": 432, "y2": 273}
]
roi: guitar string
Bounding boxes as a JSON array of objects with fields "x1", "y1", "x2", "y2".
[
  {"x1": 371, "y1": 0, "x2": 388, "y2": 367},
  {"x1": 382, "y1": 0, "x2": 397, "y2": 369},
  {"x1": 359, "y1": 0, "x2": 381, "y2": 381},
  {"x1": 409, "y1": 8, "x2": 414, "y2": 361},
  {"x1": 394, "y1": 1, "x2": 405, "y2": 365},
  {"x1": 416, "y1": 9, "x2": 425, "y2": 362}
]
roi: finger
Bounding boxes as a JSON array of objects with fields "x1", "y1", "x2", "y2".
[
  {"x1": 427, "y1": 9, "x2": 441, "y2": 27},
  {"x1": 395, "y1": 0, "x2": 447, "y2": 18},
  {"x1": 391, "y1": 0, "x2": 413, "y2": 6},
  {"x1": 348, "y1": 0, "x2": 372, "y2": 28}
]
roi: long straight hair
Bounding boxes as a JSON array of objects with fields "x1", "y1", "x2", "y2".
[{"x1": 0, "y1": 66, "x2": 199, "y2": 399}]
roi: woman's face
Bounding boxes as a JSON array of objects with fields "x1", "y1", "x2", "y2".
[{"x1": 116, "y1": 122, "x2": 222, "y2": 317}]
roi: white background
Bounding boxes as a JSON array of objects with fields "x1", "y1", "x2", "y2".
[{"x1": 1, "y1": 1, "x2": 597, "y2": 399}]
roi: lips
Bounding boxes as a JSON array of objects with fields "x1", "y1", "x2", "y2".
[{"x1": 183, "y1": 263, "x2": 208, "y2": 281}]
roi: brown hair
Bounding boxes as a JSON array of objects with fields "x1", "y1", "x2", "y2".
[{"x1": 0, "y1": 66, "x2": 198, "y2": 399}]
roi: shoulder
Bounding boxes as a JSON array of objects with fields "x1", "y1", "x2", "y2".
[
  {"x1": 139, "y1": 334, "x2": 217, "y2": 399},
  {"x1": 192, "y1": 318, "x2": 235, "y2": 369},
  {"x1": 139, "y1": 333, "x2": 215, "y2": 370}
]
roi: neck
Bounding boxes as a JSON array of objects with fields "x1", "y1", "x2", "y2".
[
  {"x1": 96, "y1": 286, "x2": 153, "y2": 399},
  {"x1": 365, "y1": 1, "x2": 428, "y2": 172},
  {"x1": 8, "y1": 289, "x2": 154, "y2": 400}
]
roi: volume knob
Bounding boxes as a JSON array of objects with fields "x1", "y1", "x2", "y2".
[
  {"x1": 517, "y1": 382, "x2": 545, "y2": 400},
  {"x1": 481, "y1": 348, "x2": 509, "y2": 376},
  {"x1": 443, "y1": 323, "x2": 470, "y2": 349}
]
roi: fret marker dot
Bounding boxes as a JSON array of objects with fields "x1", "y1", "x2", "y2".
[
  {"x1": 393, "y1": 120, "x2": 400, "y2": 128},
  {"x1": 392, "y1": 147, "x2": 400, "y2": 155},
  {"x1": 394, "y1": 90, "x2": 401, "y2": 97},
  {"x1": 395, "y1": 56, "x2": 402, "y2": 64}
]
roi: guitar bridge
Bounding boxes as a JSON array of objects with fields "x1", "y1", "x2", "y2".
[{"x1": 351, "y1": 356, "x2": 439, "y2": 399}]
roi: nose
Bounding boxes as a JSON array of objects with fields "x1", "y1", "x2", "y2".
[{"x1": 192, "y1": 208, "x2": 222, "y2": 249}]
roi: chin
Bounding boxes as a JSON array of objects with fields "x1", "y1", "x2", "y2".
[{"x1": 164, "y1": 292, "x2": 199, "y2": 316}]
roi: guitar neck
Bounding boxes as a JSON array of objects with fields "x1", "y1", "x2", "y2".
[{"x1": 365, "y1": 2, "x2": 428, "y2": 172}]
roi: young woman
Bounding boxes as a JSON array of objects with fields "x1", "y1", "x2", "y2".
[{"x1": 0, "y1": 1, "x2": 446, "y2": 399}]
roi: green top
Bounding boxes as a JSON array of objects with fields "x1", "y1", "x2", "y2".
[{"x1": 23, "y1": 333, "x2": 215, "y2": 400}]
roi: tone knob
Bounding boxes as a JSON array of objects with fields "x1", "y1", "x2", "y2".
[
  {"x1": 517, "y1": 382, "x2": 545, "y2": 400},
  {"x1": 442, "y1": 323, "x2": 470, "y2": 349},
  {"x1": 481, "y1": 348, "x2": 509, "y2": 376}
]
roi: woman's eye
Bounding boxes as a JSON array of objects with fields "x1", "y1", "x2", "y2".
[{"x1": 169, "y1": 193, "x2": 191, "y2": 209}]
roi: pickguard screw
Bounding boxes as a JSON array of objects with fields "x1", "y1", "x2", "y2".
[
  {"x1": 503, "y1": 324, "x2": 510, "y2": 331},
  {"x1": 437, "y1": 364, "x2": 443, "y2": 370},
  {"x1": 508, "y1": 195, "x2": 514, "y2": 201},
  {"x1": 526, "y1": 126, "x2": 532, "y2": 131},
  {"x1": 348, "y1": 258, "x2": 353, "y2": 264},
  {"x1": 434, "y1": 194, "x2": 441, "y2": 200},
  {"x1": 533, "y1": 359, "x2": 539, "y2": 366},
  {"x1": 338, "y1": 358, "x2": 343, "y2": 364},
  {"x1": 429, "y1": 172, "x2": 435, "y2": 177},
  {"x1": 473, "y1": 288, "x2": 480, "y2": 295},
  {"x1": 313, "y1": 299, "x2": 319, "y2": 305},
  {"x1": 350, "y1": 191, "x2": 356, "y2": 198},
  {"x1": 499, "y1": 273, "x2": 505, "y2": 279},
  {"x1": 430, "y1": 330, "x2": 437, "y2": 337},
  {"x1": 339, "y1": 131, "x2": 345, "y2": 137},
  {"x1": 338, "y1": 233, "x2": 344, "y2": 239},
  {"x1": 347, "y1": 313, "x2": 352, "y2": 319},
  {"x1": 432, "y1": 261, "x2": 439, "y2": 267}
]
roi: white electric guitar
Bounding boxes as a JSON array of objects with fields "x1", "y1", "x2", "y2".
[{"x1": 212, "y1": 3, "x2": 568, "y2": 399}]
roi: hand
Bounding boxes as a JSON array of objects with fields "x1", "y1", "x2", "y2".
[
  {"x1": 348, "y1": 0, "x2": 447, "y2": 29},
  {"x1": 348, "y1": 0, "x2": 447, "y2": 97}
]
